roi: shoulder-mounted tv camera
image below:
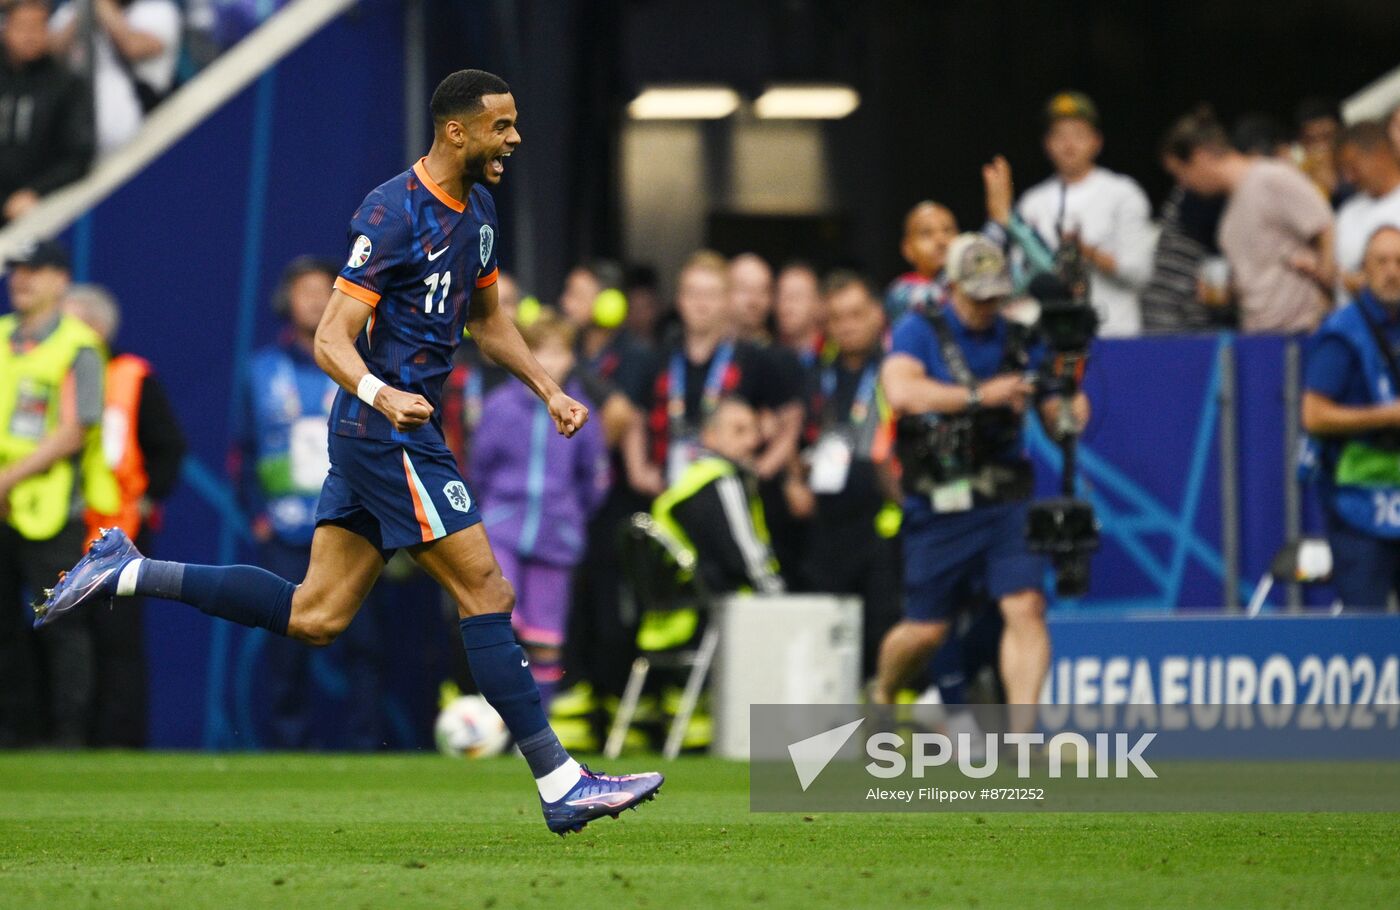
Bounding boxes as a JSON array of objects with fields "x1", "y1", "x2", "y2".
[{"x1": 1024, "y1": 250, "x2": 1100, "y2": 597}]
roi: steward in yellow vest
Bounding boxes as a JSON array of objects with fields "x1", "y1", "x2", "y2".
[
  {"x1": 0, "y1": 240, "x2": 116, "y2": 748},
  {"x1": 0, "y1": 247, "x2": 116, "y2": 541}
]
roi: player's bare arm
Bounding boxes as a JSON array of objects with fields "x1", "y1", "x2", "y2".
[
  {"x1": 467, "y1": 280, "x2": 588, "y2": 437},
  {"x1": 313, "y1": 288, "x2": 433, "y2": 432}
]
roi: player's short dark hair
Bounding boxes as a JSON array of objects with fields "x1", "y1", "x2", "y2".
[
  {"x1": 1338, "y1": 119, "x2": 1392, "y2": 153},
  {"x1": 1160, "y1": 106, "x2": 1230, "y2": 161},
  {"x1": 430, "y1": 69, "x2": 510, "y2": 123}
]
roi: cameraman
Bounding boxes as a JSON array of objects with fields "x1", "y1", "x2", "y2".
[
  {"x1": 1302, "y1": 225, "x2": 1400, "y2": 609},
  {"x1": 872, "y1": 235, "x2": 1087, "y2": 711}
]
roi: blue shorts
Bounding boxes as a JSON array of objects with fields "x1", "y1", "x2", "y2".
[
  {"x1": 315, "y1": 433, "x2": 482, "y2": 557},
  {"x1": 901, "y1": 500, "x2": 1046, "y2": 623}
]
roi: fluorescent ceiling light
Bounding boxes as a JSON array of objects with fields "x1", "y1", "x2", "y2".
[
  {"x1": 628, "y1": 86, "x2": 741, "y2": 120},
  {"x1": 754, "y1": 84, "x2": 861, "y2": 119}
]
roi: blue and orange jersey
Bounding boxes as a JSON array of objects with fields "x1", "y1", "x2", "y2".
[{"x1": 330, "y1": 157, "x2": 500, "y2": 443}]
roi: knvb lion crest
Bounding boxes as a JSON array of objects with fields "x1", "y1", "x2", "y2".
[
  {"x1": 479, "y1": 225, "x2": 494, "y2": 268},
  {"x1": 443, "y1": 481, "x2": 472, "y2": 513}
]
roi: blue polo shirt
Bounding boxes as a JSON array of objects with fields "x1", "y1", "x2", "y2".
[{"x1": 890, "y1": 306, "x2": 1025, "y2": 385}]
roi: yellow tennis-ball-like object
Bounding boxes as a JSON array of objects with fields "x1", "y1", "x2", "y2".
[{"x1": 593, "y1": 288, "x2": 628, "y2": 329}]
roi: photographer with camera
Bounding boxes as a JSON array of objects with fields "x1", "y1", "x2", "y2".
[
  {"x1": 1302, "y1": 225, "x2": 1400, "y2": 609},
  {"x1": 871, "y1": 235, "x2": 1088, "y2": 716}
]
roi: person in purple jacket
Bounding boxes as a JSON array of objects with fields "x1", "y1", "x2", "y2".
[{"x1": 470, "y1": 311, "x2": 609, "y2": 706}]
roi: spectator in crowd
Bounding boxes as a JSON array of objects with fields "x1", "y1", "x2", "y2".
[
  {"x1": 871, "y1": 235, "x2": 1087, "y2": 727},
  {"x1": 784, "y1": 271, "x2": 900, "y2": 675},
  {"x1": 728, "y1": 252, "x2": 774, "y2": 342},
  {"x1": 1301, "y1": 225, "x2": 1400, "y2": 609},
  {"x1": 642, "y1": 251, "x2": 801, "y2": 487},
  {"x1": 1389, "y1": 104, "x2": 1400, "y2": 161},
  {"x1": 1163, "y1": 108, "x2": 1335, "y2": 334},
  {"x1": 1293, "y1": 95, "x2": 1350, "y2": 207},
  {"x1": 1141, "y1": 112, "x2": 1291, "y2": 332},
  {"x1": 556, "y1": 259, "x2": 654, "y2": 457},
  {"x1": 1138, "y1": 185, "x2": 1228, "y2": 333},
  {"x1": 723, "y1": 251, "x2": 806, "y2": 573},
  {"x1": 63, "y1": 283, "x2": 184, "y2": 747},
  {"x1": 774, "y1": 260, "x2": 826, "y2": 367},
  {"x1": 884, "y1": 200, "x2": 958, "y2": 321},
  {"x1": 471, "y1": 312, "x2": 608, "y2": 708},
  {"x1": 1334, "y1": 120, "x2": 1400, "y2": 305},
  {"x1": 1012, "y1": 91, "x2": 1154, "y2": 337},
  {"x1": 236, "y1": 256, "x2": 384, "y2": 749},
  {"x1": 0, "y1": 0, "x2": 93, "y2": 224},
  {"x1": 50, "y1": 0, "x2": 182, "y2": 156},
  {"x1": 0, "y1": 240, "x2": 117, "y2": 747}
]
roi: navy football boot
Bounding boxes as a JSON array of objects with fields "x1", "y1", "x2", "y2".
[
  {"x1": 541, "y1": 765, "x2": 664, "y2": 835},
  {"x1": 32, "y1": 527, "x2": 142, "y2": 628}
]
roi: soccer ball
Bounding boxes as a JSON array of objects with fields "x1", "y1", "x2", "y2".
[{"x1": 434, "y1": 695, "x2": 510, "y2": 758}]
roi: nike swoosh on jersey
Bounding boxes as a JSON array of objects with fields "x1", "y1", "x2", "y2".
[{"x1": 427, "y1": 245, "x2": 450, "y2": 261}]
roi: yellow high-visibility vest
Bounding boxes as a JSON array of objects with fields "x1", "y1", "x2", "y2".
[{"x1": 0, "y1": 313, "x2": 119, "y2": 541}]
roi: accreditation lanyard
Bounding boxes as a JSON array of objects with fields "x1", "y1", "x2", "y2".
[
  {"x1": 821, "y1": 361, "x2": 879, "y2": 429},
  {"x1": 668, "y1": 341, "x2": 735, "y2": 429}
]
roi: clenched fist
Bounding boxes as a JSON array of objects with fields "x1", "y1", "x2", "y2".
[{"x1": 374, "y1": 386, "x2": 434, "y2": 432}]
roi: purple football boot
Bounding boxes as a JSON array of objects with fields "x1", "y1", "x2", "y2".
[
  {"x1": 32, "y1": 527, "x2": 142, "y2": 628},
  {"x1": 541, "y1": 765, "x2": 664, "y2": 835}
]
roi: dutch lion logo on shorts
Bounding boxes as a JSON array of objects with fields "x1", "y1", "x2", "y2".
[{"x1": 443, "y1": 481, "x2": 473, "y2": 513}]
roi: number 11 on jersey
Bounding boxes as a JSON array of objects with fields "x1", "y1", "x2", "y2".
[{"x1": 424, "y1": 271, "x2": 452, "y2": 314}]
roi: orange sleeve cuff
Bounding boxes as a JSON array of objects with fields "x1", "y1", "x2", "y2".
[
  {"x1": 335, "y1": 276, "x2": 381, "y2": 307},
  {"x1": 475, "y1": 267, "x2": 499, "y2": 289}
]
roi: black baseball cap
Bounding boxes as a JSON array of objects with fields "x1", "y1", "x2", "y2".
[{"x1": 5, "y1": 240, "x2": 71, "y2": 272}]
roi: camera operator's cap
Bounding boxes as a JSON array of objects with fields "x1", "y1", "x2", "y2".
[
  {"x1": 1045, "y1": 90, "x2": 1099, "y2": 128},
  {"x1": 945, "y1": 233, "x2": 1013, "y2": 301},
  {"x1": 4, "y1": 239, "x2": 70, "y2": 273}
]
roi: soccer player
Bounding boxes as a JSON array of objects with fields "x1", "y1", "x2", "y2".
[{"x1": 33, "y1": 69, "x2": 662, "y2": 835}]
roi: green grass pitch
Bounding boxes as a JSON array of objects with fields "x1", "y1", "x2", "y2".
[{"x1": 1, "y1": 752, "x2": 1397, "y2": 909}]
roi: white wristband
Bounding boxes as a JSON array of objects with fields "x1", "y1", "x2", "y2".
[{"x1": 357, "y1": 373, "x2": 386, "y2": 407}]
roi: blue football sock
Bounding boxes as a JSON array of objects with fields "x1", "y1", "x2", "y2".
[
  {"x1": 460, "y1": 612, "x2": 572, "y2": 780},
  {"x1": 135, "y1": 560, "x2": 294, "y2": 636},
  {"x1": 936, "y1": 672, "x2": 967, "y2": 707}
]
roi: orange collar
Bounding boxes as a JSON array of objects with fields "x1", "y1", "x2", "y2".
[{"x1": 413, "y1": 157, "x2": 466, "y2": 213}]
